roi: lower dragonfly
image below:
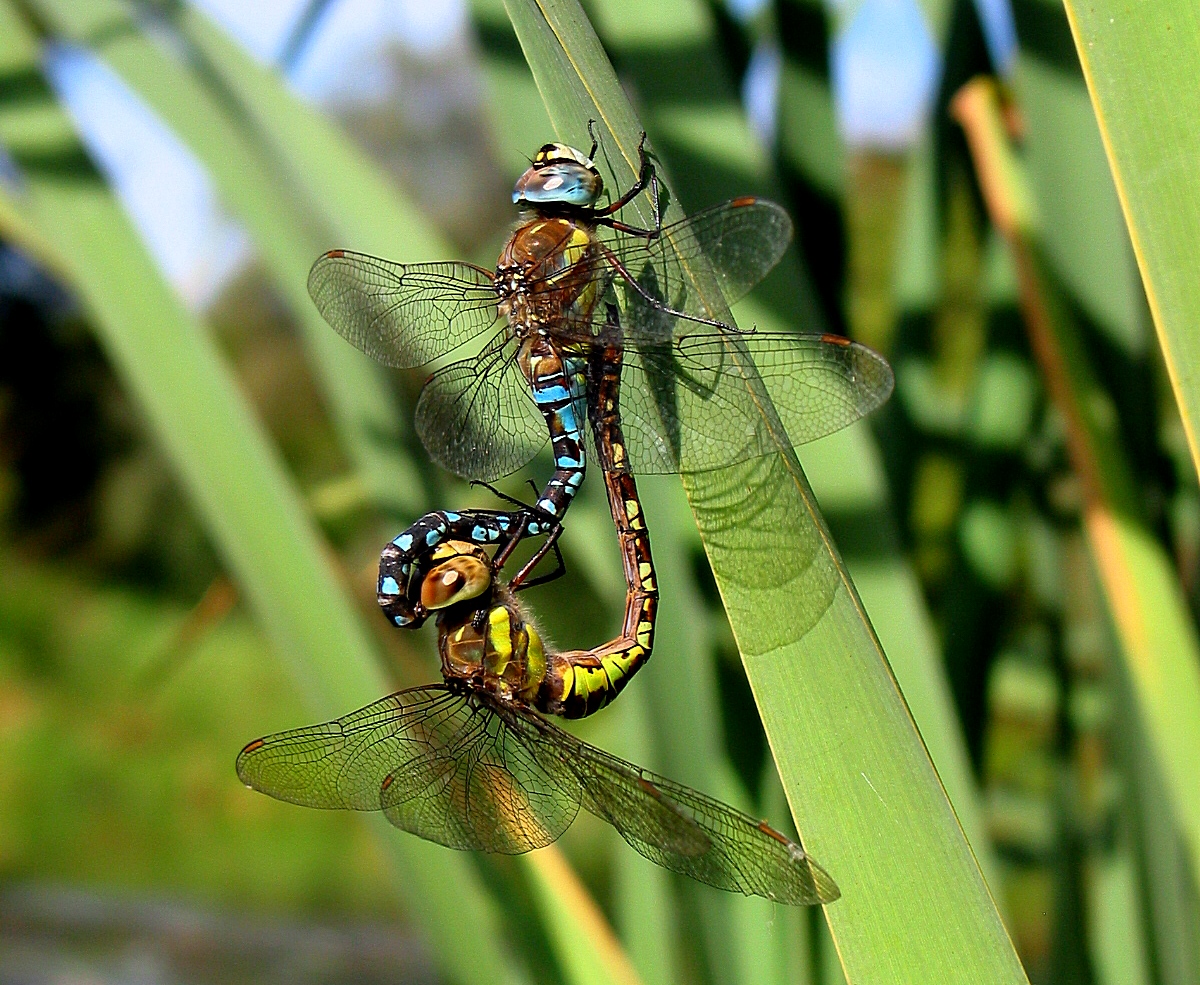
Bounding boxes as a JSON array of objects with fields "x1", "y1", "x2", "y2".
[
  {"x1": 236, "y1": 540, "x2": 835, "y2": 903},
  {"x1": 238, "y1": 323, "x2": 838, "y2": 902}
]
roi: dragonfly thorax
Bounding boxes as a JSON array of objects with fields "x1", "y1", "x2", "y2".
[
  {"x1": 495, "y1": 216, "x2": 601, "y2": 337},
  {"x1": 437, "y1": 595, "x2": 547, "y2": 705}
]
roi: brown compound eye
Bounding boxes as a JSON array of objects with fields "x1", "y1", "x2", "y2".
[{"x1": 420, "y1": 554, "x2": 493, "y2": 610}]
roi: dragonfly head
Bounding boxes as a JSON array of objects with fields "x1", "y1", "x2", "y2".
[
  {"x1": 513, "y1": 143, "x2": 603, "y2": 208},
  {"x1": 420, "y1": 541, "x2": 495, "y2": 612}
]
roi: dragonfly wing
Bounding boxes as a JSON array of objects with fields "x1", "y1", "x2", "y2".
[
  {"x1": 308, "y1": 251, "x2": 500, "y2": 369},
  {"x1": 596, "y1": 199, "x2": 792, "y2": 339},
  {"x1": 681, "y1": 198, "x2": 793, "y2": 304},
  {"x1": 502, "y1": 708, "x2": 707, "y2": 855},
  {"x1": 236, "y1": 686, "x2": 582, "y2": 854},
  {"x1": 510, "y1": 708, "x2": 839, "y2": 905},
  {"x1": 617, "y1": 332, "x2": 894, "y2": 474},
  {"x1": 592, "y1": 762, "x2": 841, "y2": 905},
  {"x1": 414, "y1": 334, "x2": 549, "y2": 481}
]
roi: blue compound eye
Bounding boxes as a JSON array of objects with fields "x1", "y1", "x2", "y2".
[{"x1": 513, "y1": 162, "x2": 603, "y2": 207}]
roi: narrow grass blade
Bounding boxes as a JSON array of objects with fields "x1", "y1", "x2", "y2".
[
  {"x1": 164, "y1": 5, "x2": 454, "y2": 265},
  {"x1": 0, "y1": 8, "x2": 527, "y2": 985},
  {"x1": 1060, "y1": 0, "x2": 1200, "y2": 484},
  {"x1": 1114, "y1": 658, "x2": 1200, "y2": 985},
  {"x1": 606, "y1": 687, "x2": 678, "y2": 985},
  {"x1": 799, "y1": 424, "x2": 1003, "y2": 899},
  {"x1": 29, "y1": 0, "x2": 421, "y2": 514},
  {"x1": 1012, "y1": 51, "x2": 1144, "y2": 357},
  {"x1": 1085, "y1": 851, "x2": 1152, "y2": 985},
  {"x1": 526, "y1": 847, "x2": 646, "y2": 985},
  {"x1": 502, "y1": 1, "x2": 1027, "y2": 980}
]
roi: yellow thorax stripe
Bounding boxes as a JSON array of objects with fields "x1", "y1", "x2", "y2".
[
  {"x1": 487, "y1": 606, "x2": 513, "y2": 675},
  {"x1": 522, "y1": 624, "x2": 546, "y2": 699}
]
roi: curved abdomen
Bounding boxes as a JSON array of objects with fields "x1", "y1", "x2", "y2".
[{"x1": 537, "y1": 339, "x2": 658, "y2": 719}]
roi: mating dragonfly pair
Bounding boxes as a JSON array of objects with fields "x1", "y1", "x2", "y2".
[{"x1": 238, "y1": 131, "x2": 893, "y2": 905}]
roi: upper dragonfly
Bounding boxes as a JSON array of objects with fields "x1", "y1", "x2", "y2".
[{"x1": 309, "y1": 132, "x2": 893, "y2": 616}]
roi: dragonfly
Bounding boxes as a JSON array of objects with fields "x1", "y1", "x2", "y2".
[
  {"x1": 238, "y1": 365, "x2": 837, "y2": 901},
  {"x1": 308, "y1": 130, "x2": 894, "y2": 627},
  {"x1": 412, "y1": 313, "x2": 659, "y2": 722}
]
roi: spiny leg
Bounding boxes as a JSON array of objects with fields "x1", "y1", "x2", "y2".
[
  {"x1": 510, "y1": 523, "x2": 566, "y2": 592},
  {"x1": 477, "y1": 479, "x2": 564, "y2": 578},
  {"x1": 592, "y1": 131, "x2": 658, "y2": 226}
]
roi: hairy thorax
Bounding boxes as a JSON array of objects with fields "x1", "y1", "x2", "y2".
[
  {"x1": 495, "y1": 216, "x2": 601, "y2": 334},
  {"x1": 438, "y1": 592, "x2": 547, "y2": 705}
]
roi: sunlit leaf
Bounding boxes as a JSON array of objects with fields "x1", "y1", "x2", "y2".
[{"x1": 502, "y1": 1, "x2": 1026, "y2": 980}]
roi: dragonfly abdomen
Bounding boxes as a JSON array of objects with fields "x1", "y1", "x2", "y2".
[
  {"x1": 535, "y1": 338, "x2": 658, "y2": 720},
  {"x1": 521, "y1": 339, "x2": 589, "y2": 522},
  {"x1": 375, "y1": 341, "x2": 588, "y2": 629}
]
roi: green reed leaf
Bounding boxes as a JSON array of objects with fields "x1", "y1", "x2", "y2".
[
  {"x1": 501, "y1": 1, "x2": 1027, "y2": 980},
  {"x1": 0, "y1": 6, "x2": 528, "y2": 984},
  {"x1": 1062, "y1": 0, "x2": 1200, "y2": 488}
]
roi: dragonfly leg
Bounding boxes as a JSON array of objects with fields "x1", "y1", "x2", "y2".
[
  {"x1": 469, "y1": 478, "x2": 547, "y2": 515},
  {"x1": 509, "y1": 523, "x2": 566, "y2": 592},
  {"x1": 470, "y1": 479, "x2": 564, "y2": 578},
  {"x1": 586, "y1": 119, "x2": 599, "y2": 162},
  {"x1": 592, "y1": 131, "x2": 657, "y2": 221},
  {"x1": 604, "y1": 216, "x2": 660, "y2": 238},
  {"x1": 598, "y1": 242, "x2": 735, "y2": 331}
]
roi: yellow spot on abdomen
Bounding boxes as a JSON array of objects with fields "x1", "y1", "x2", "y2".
[{"x1": 602, "y1": 648, "x2": 642, "y2": 685}]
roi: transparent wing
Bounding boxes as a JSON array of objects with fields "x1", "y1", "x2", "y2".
[
  {"x1": 236, "y1": 686, "x2": 581, "y2": 854},
  {"x1": 414, "y1": 334, "x2": 549, "y2": 481},
  {"x1": 504, "y1": 706, "x2": 839, "y2": 905},
  {"x1": 605, "y1": 332, "x2": 894, "y2": 475},
  {"x1": 308, "y1": 251, "x2": 499, "y2": 369},
  {"x1": 595, "y1": 198, "x2": 793, "y2": 338}
]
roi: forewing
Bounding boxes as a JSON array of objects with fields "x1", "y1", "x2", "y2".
[
  {"x1": 414, "y1": 334, "x2": 548, "y2": 481},
  {"x1": 683, "y1": 198, "x2": 792, "y2": 303},
  {"x1": 595, "y1": 200, "x2": 791, "y2": 334},
  {"x1": 308, "y1": 251, "x2": 499, "y2": 369},
  {"x1": 236, "y1": 686, "x2": 463, "y2": 811},
  {"x1": 616, "y1": 332, "x2": 894, "y2": 474},
  {"x1": 511, "y1": 711, "x2": 839, "y2": 904},
  {"x1": 236, "y1": 686, "x2": 581, "y2": 854}
]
